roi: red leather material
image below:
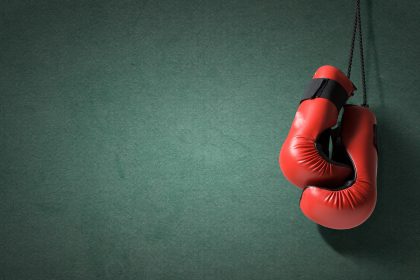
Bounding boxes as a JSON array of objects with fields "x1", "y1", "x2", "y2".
[
  {"x1": 300, "y1": 105, "x2": 378, "y2": 229},
  {"x1": 313, "y1": 65, "x2": 355, "y2": 95},
  {"x1": 279, "y1": 66, "x2": 355, "y2": 189}
]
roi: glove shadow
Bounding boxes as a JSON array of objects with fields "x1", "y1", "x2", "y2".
[{"x1": 317, "y1": 109, "x2": 420, "y2": 264}]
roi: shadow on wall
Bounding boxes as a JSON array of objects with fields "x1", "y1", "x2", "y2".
[
  {"x1": 318, "y1": 118, "x2": 420, "y2": 262},
  {"x1": 318, "y1": 0, "x2": 420, "y2": 265}
]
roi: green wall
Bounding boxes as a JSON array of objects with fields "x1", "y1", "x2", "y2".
[{"x1": 1, "y1": 0, "x2": 420, "y2": 279}]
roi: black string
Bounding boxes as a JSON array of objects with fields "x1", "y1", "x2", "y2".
[
  {"x1": 358, "y1": 2, "x2": 367, "y2": 106},
  {"x1": 346, "y1": 0, "x2": 358, "y2": 78},
  {"x1": 346, "y1": 0, "x2": 368, "y2": 106}
]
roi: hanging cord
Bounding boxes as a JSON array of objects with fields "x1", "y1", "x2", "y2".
[
  {"x1": 346, "y1": 0, "x2": 368, "y2": 106},
  {"x1": 346, "y1": 0, "x2": 358, "y2": 78}
]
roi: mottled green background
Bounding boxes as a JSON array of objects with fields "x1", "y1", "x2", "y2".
[{"x1": 1, "y1": 0, "x2": 420, "y2": 279}]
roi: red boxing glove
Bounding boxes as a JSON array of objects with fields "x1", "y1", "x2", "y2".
[
  {"x1": 300, "y1": 105, "x2": 378, "y2": 229},
  {"x1": 279, "y1": 65, "x2": 355, "y2": 188}
]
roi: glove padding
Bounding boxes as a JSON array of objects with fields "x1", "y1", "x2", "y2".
[
  {"x1": 300, "y1": 105, "x2": 378, "y2": 229},
  {"x1": 279, "y1": 65, "x2": 355, "y2": 188}
]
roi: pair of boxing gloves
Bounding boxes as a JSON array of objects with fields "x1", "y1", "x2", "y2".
[{"x1": 279, "y1": 65, "x2": 378, "y2": 230}]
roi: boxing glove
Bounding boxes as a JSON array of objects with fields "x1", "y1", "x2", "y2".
[
  {"x1": 279, "y1": 65, "x2": 355, "y2": 189},
  {"x1": 300, "y1": 105, "x2": 378, "y2": 229}
]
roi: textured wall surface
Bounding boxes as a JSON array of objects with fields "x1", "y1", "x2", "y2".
[{"x1": 1, "y1": 0, "x2": 419, "y2": 279}]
